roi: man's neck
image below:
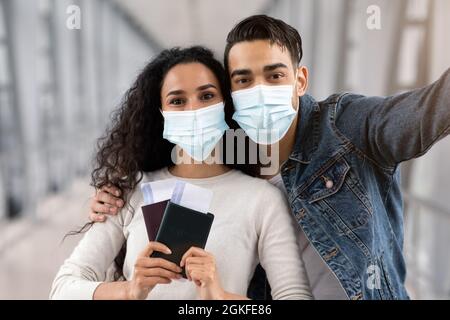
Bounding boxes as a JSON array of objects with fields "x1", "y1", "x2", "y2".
[
  {"x1": 279, "y1": 112, "x2": 299, "y2": 166},
  {"x1": 263, "y1": 112, "x2": 300, "y2": 179}
]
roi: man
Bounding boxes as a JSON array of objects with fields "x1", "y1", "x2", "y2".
[{"x1": 89, "y1": 15, "x2": 450, "y2": 299}]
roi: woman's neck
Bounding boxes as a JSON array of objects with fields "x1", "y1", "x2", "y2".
[{"x1": 169, "y1": 163, "x2": 231, "y2": 179}]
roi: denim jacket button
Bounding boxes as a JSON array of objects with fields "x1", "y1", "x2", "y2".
[{"x1": 326, "y1": 180, "x2": 334, "y2": 189}]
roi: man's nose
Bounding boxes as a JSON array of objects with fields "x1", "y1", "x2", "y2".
[{"x1": 253, "y1": 76, "x2": 267, "y2": 87}]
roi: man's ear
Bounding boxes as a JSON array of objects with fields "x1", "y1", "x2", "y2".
[{"x1": 296, "y1": 66, "x2": 309, "y2": 97}]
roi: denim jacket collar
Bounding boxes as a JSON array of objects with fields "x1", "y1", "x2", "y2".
[{"x1": 289, "y1": 94, "x2": 321, "y2": 165}]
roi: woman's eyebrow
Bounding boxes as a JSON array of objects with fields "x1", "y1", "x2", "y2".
[
  {"x1": 166, "y1": 89, "x2": 185, "y2": 97},
  {"x1": 196, "y1": 84, "x2": 217, "y2": 91}
]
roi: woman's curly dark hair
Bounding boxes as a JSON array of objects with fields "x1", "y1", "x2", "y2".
[
  {"x1": 91, "y1": 46, "x2": 241, "y2": 205},
  {"x1": 67, "y1": 46, "x2": 260, "y2": 280}
]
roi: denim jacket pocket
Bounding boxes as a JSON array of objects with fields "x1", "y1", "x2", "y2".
[{"x1": 299, "y1": 157, "x2": 372, "y2": 234}]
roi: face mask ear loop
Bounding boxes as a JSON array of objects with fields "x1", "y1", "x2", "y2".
[{"x1": 292, "y1": 69, "x2": 301, "y2": 111}]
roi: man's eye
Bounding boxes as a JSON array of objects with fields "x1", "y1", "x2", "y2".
[{"x1": 270, "y1": 73, "x2": 284, "y2": 80}]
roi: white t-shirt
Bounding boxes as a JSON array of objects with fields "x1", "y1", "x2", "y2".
[
  {"x1": 269, "y1": 174, "x2": 348, "y2": 300},
  {"x1": 50, "y1": 168, "x2": 312, "y2": 300}
]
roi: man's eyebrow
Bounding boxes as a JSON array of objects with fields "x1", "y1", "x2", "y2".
[
  {"x1": 197, "y1": 84, "x2": 217, "y2": 91},
  {"x1": 166, "y1": 90, "x2": 185, "y2": 97},
  {"x1": 263, "y1": 63, "x2": 289, "y2": 72},
  {"x1": 230, "y1": 69, "x2": 252, "y2": 78}
]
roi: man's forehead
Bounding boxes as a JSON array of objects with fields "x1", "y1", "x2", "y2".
[{"x1": 228, "y1": 40, "x2": 292, "y2": 70}]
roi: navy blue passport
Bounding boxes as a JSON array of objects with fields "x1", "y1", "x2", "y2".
[{"x1": 150, "y1": 201, "x2": 214, "y2": 277}]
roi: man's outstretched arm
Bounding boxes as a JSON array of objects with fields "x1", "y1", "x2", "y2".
[{"x1": 335, "y1": 68, "x2": 450, "y2": 171}]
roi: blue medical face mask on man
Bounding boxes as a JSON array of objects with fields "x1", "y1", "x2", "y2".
[
  {"x1": 162, "y1": 102, "x2": 229, "y2": 162},
  {"x1": 231, "y1": 84, "x2": 298, "y2": 145}
]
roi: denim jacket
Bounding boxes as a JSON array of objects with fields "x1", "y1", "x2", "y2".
[{"x1": 248, "y1": 68, "x2": 450, "y2": 300}]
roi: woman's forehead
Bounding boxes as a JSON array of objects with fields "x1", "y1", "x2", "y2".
[{"x1": 162, "y1": 63, "x2": 219, "y2": 91}]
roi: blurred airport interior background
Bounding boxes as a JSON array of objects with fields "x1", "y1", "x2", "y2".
[{"x1": 0, "y1": 0, "x2": 449, "y2": 299}]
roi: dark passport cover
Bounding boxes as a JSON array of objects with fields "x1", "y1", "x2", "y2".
[
  {"x1": 141, "y1": 200, "x2": 169, "y2": 241},
  {"x1": 151, "y1": 201, "x2": 215, "y2": 277}
]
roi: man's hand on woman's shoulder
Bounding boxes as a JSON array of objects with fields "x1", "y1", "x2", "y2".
[{"x1": 89, "y1": 185, "x2": 124, "y2": 222}]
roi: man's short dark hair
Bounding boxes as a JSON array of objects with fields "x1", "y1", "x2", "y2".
[{"x1": 224, "y1": 15, "x2": 303, "y2": 73}]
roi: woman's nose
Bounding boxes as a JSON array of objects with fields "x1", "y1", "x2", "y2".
[
  {"x1": 184, "y1": 100, "x2": 195, "y2": 111},
  {"x1": 185, "y1": 101, "x2": 202, "y2": 111}
]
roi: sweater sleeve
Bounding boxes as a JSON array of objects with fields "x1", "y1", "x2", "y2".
[
  {"x1": 256, "y1": 183, "x2": 313, "y2": 300},
  {"x1": 49, "y1": 214, "x2": 126, "y2": 300}
]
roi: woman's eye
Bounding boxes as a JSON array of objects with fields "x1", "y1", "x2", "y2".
[
  {"x1": 170, "y1": 98, "x2": 184, "y2": 105},
  {"x1": 201, "y1": 92, "x2": 214, "y2": 100}
]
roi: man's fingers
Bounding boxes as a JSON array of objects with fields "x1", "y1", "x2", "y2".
[
  {"x1": 95, "y1": 191, "x2": 124, "y2": 208},
  {"x1": 89, "y1": 212, "x2": 106, "y2": 222},
  {"x1": 91, "y1": 201, "x2": 117, "y2": 215},
  {"x1": 102, "y1": 185, "x2": 122, "y2": 197}
]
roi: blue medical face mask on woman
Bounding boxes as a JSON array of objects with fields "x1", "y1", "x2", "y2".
[
  {"x1": 162, "y1": 102, "x2": 229, "y2": 162},
  {"x1": 231, "y1": 84, "x2": 298, "y2": 145}
]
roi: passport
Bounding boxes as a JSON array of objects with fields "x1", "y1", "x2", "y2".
[{"x1": 150, "y1": 201, "x2": 214, "y2": 277}]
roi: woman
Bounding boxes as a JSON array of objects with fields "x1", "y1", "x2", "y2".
[{"x1": 50, "y1": 47, "x2": 312, "y2": 300}]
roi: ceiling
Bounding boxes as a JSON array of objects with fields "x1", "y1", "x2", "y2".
[{"x1": 115, "y1": 0, "x2": 273, "y2": 56}]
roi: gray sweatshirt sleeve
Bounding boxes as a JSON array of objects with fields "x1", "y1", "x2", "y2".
[
  {"x1": 49, "y1": 215, "x2": 126, "y2": 300},
  {"x1": 256, "y1": 183, "x2": 313, "y2": 300}
]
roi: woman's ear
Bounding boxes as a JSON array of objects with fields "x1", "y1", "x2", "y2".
[{"x1": 296, "y1": 66, "x2": 309, "y2": 97}]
